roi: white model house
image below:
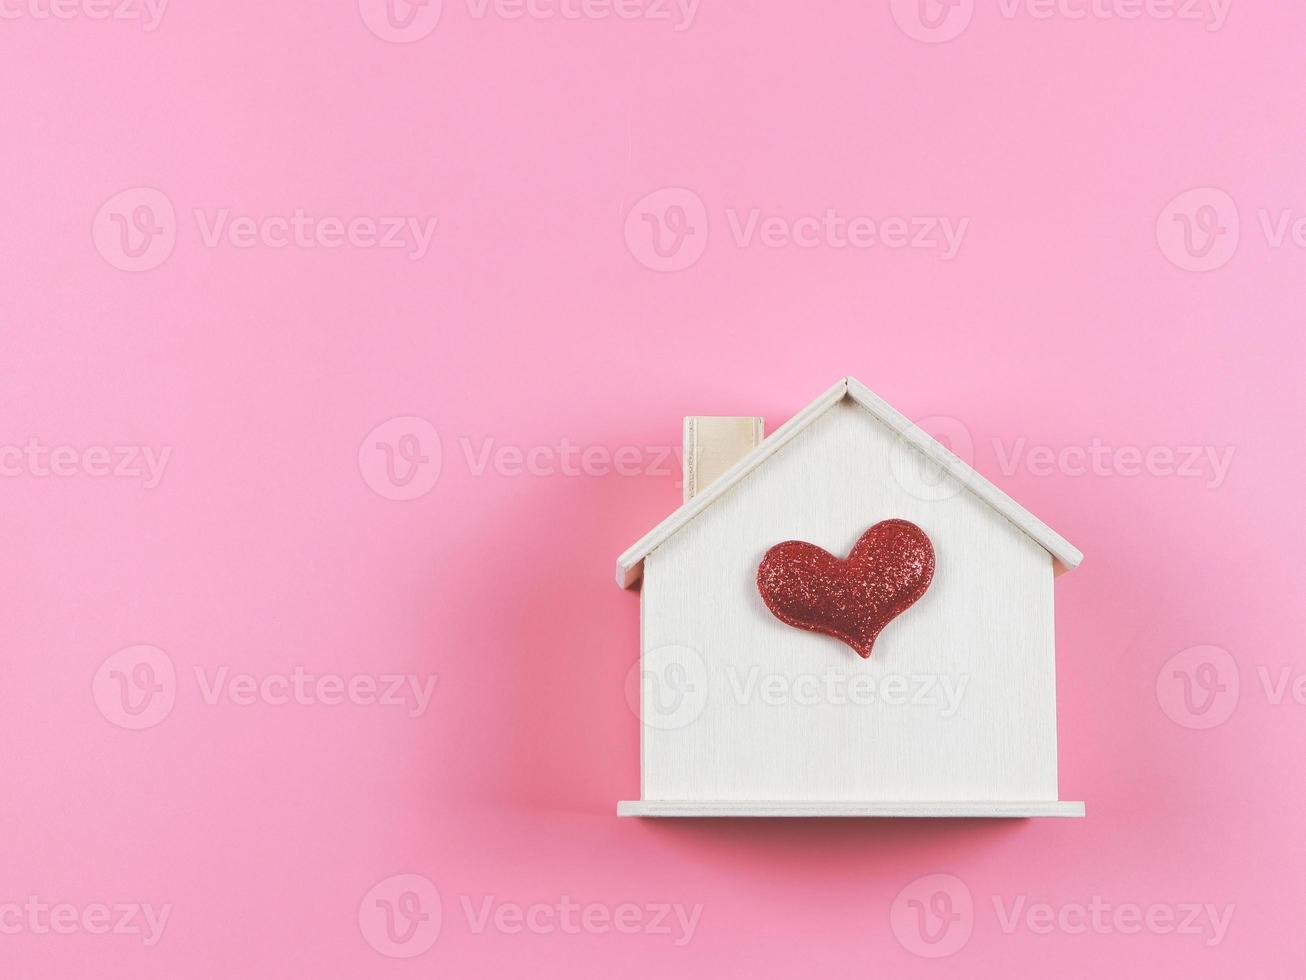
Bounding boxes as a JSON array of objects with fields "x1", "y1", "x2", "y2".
[{"x1": 616, "y1": 377, "x2": 1084, "y2": 818}]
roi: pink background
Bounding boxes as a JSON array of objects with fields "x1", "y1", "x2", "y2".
[{"x1": 3, "y1": 0, "x2": 1304, "y2": 976}]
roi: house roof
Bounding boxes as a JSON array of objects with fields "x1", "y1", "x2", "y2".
[{"x1": 615, "y1": 376, "x2": 1084, "y2": 588}]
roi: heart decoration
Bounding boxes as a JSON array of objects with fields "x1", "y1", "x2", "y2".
[{"x1": 756, "y1": 520, "x2": 935, "y2": 659}]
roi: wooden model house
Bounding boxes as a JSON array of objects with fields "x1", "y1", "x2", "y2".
[{"x1": 616, "y1": 377, "x2": 1084, "y2": 818}]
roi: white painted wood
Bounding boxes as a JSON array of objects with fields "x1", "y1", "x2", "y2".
[
  {"x1": 638, "y1": 399, "x2": 1064, "y2": 806},
  {"x1": 843, "y1": 377, "x2": 1083, "y2": 576},
  {"x1": 615, "y1": 377, "x2": 1083, "y2": 587},
  {"x1": 615, "y1": 378, "x2": 849, "y2": 587},
  {"x1": 683, "y1": 416, "x2": 765, "y2": 502},
  {"x1": 618, "y1": 800, "x2": 1085, "y2": 818}
]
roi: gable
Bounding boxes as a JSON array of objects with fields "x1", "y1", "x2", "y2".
[
  {"x1": 616, "y1": 377, "x2": 1082, "y2": 587},
  {"x1": 650, "y1": 397, "x2": 1055, "y2": 589}
]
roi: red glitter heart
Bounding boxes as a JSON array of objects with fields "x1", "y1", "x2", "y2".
[{"x1": 756, "y1": 520, "x2": 935, "y2": 659}]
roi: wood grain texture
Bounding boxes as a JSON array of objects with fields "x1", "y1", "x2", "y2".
[
  {"x1": 639, "y1": 398, "x2": 1064, "y2": 805},
  {"x1": 683, "y1": 416, "x2": 765, "y2": 502}
]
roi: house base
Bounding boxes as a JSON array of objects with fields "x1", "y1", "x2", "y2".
[{"x1": 618, "y1": 800, "x2": 1085, "y2": 818}]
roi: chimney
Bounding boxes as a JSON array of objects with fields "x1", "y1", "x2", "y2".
[{"x1": 682, "y1": 416, "x2": 765, "y2": 502}]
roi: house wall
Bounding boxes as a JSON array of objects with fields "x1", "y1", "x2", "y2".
[{"x1": 640, "y1": 398, "x2": 1059, "y2": 803}]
